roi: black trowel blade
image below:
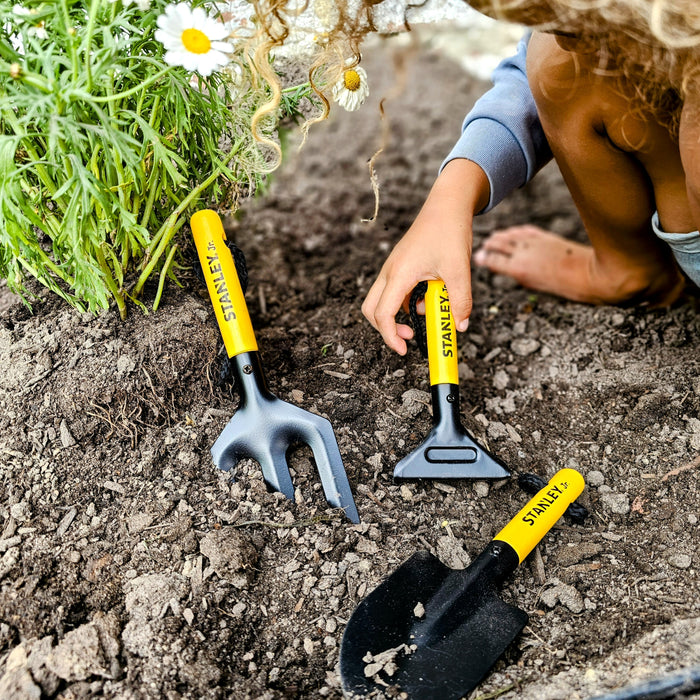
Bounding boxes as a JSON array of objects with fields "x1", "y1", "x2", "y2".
[
  {"x1": 392, "y1": 594, "x2": 527, "y2": 699},
  {"x1": 341, "y1": 469, "x2": 586, "y2": 699},
  {"x1": 340, "y1": 550, "x2": 527, "y2": 700}
]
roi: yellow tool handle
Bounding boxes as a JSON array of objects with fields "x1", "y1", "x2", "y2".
[
  {"x1": 190, "y1": 210, "x2": 258, "y2": 358},
  {"x1": 494, "y1": 469, "x2": 585, "y2": 563},
  {"x1": 425, "y1": 280, "x2": 459, "y2": 386}
]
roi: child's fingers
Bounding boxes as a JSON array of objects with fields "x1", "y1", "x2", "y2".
[
  {"x1": 397, "y1": 323, "x2": 415, "y2": 340},
  {"x1": 361, "y1": 276, "x2": 387, "y2": 329},
  {"x1": 362, "y1": 278, "x2": 414, "y2": 355},
  {"x1": 374, "y1": 289, "x2": 412, "y2": 355},
  {"x1": 442, "y1": 270, "x2": 473, "y2": 333}
]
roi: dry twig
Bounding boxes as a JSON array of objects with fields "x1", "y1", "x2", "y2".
[{"x1": 661, "y1": 454, "x2": 700, "y2": 481}]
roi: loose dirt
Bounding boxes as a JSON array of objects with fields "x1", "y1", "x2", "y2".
[{"x1": 1, "y1": 31, "x2": 698, "y2": 700}]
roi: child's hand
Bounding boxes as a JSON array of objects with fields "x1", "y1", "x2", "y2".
[{"x1": 362, "y1": 159, "x2": 490, "y2": 354}]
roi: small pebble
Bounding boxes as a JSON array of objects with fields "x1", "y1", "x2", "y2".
[
  {"x1": 401, "y1": 389, "x2": 430, "y2": 417},
  {"x1": 487, "y1": 422, "x2": 509, "y2": 440},
  {"x1": 59, "y1": 420, "x2": 76, "y2": 448},
  {"x1": 599, "y1": 491, "x2": 630, "y2": 515},
  {"x1": 473, "y1": 481, "x2": 489, "y2": 498},
  {"x1": 366, "y1": 453, "x2": 382, "y2": 469},
  {"x1": 586, "y1": 470, "x2": 605, "y2": 487},
  {"x1": 231, "y1": 603, "x2": 246, "y2": 617},
  {"x1": 10, "y1": 503, "x2": 30, "y2": 523},
  {"x1": 541, "y1": 582, "x2": 584, "y2": 613},
  {"x1": 511, "y1": 338, "x2": 540, "y2": 356},
  {"x1": 668, "y1": 553, "x2": 692, "y2": 569},
  {"x1": 493, "y1": 370, "x2": 510, "y2": 390}
]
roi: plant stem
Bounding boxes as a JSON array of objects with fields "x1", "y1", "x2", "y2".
[
  {"x1": 94, "y1": 242, "x2": 127, "y2": 320},
  {"x1": 132, "y1": 136, "x2": 246, "y2": 300},
  {"x1": 152, "y1": 244, "x2": 179, "y2": 312},
  {"x1": 1, "y1": 106, "x2": 67, "y2": 213},
  {"x1": 14, "y1": 70, "x2": 52, "y2": 93},
  {"x1": 60, "y1": 0, "x2": 80, "y2": 83},
  {"x1": 14, "y1": 240, "x2": 75, "y2": 292},
  {"x1": 91, "y1": 67, "x2": 171, "y2": 103},
  {"x1": 281, "y1": 81, "x2": 311, "y2": 94},
  {"x1": 139, "y1": 174, "x2": 162, "y2": 231},
  {"x1": 82, "y1": 0, "x2": 101, "y2": 92}
]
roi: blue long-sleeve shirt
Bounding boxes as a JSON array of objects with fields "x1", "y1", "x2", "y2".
[{"x1": 441, "y1": 34, "x2": 553, "y2": 212}]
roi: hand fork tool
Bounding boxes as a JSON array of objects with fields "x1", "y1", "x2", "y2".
[
  {"x1": 393, "y1": 279, "x2": 509, "y2": 480},
  {"x1": 191, "y1": 209, "x2": 360, "y2": 523}
]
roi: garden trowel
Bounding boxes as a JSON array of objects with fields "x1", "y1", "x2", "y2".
[
  {"x1": 339, "y1": 468, "x2": 586, "y2": 699},
  {"x1": 191, "y1": 210, "x2": 359, "y2": 523},
  {"x1": 394, "y1": 280, "x2": 509, "y2": 480}
]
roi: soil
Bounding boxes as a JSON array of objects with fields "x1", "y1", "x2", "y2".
[{"x1": 1, "y1": 31, "x2": 699, "y2": 700}]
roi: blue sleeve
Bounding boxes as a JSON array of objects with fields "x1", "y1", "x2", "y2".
[{"x1": 441, "y1": 34, "x2": 553, "y2": 213}]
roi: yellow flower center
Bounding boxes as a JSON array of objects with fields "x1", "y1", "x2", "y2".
[
  {"x1": 181, "y1": 28, "x2": 211, "y2": 54},
  {"x1": 343, "y1": 69, "x2": 361, "y2": 92}
]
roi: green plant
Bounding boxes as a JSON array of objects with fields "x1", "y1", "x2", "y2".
[{"x1": 0, "y1": 0, "x2": 311, "y2": 317}]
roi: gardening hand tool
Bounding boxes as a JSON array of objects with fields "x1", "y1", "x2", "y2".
[
  {"x1": 191, "y1": 209, "x2": 360, "y2": 523},
  {"x1": 394, "y1": 279, "x2": 509, "y2": 480},
  {"x1": 339, "y1": 468, "x2": 585, "y2": 699}
]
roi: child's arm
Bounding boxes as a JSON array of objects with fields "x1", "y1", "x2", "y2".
[
  {"x1": 363, "y1": 33, "x2": 553, "y2": 355},
  {"x1": 442, "y1": 33, "x2": 552, "y2": 213},
  {"x1": 362, "y1": 158, "x2": 490, "y2": 355}
]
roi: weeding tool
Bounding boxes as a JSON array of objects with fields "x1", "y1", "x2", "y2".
[
  {"x1": 191, "y1": 210, "x2": 359, "y2": 523},
  {"x1": 339, "y1": 468, "x2": 586, "y2": 699},
  {"x1": 394, "y1": 279, "x2": 509, "y2": 480}
]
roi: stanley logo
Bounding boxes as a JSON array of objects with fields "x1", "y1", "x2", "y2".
[
  {"x1": 206, "y1": 245, "x2": 236, "y2": 322},
  {"x1": 439, "y1": 290, "x2": 454, "y2": 358},
  {"x1": 521, "y1": 482, "x2": 568, "y2": 526}
]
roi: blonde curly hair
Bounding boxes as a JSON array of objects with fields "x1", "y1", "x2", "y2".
[
  {"x1": 467, "y1": 0, "x2": 700, "y2": 48},
  {"x1": 246, "y1": 0, "x2": 400, "y2": 158},
  {"x1": 450, "y1": 1, "x2": 700, "y2": 137},
  {"x1": 249, "y1": 0, "x2": 700, "y2": 144}
]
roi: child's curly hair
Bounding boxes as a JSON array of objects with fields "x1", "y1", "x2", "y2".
[
  {"x1": 467, "y1": 0, "x2": 700, "y2": 48},
  {"x1": 246, "y1": 0, "x2": 402, "y2": 159},
  {"x1": 248, "y1": 0, "x2": 699, "y2": 145},
  {"x1": 458, "y1": 0, "x2": 700, "y2": 138},
  {"x1": 254, "y1": 0, "x2": 700, "y2": 134}
]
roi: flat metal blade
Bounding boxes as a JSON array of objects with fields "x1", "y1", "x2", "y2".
[{"x1": 393, "y1": 427, "x2": 510, "y2": 480}]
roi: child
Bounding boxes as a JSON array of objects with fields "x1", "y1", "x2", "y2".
[{"x1": 362, "y1": 0, "x2": 700, "y2": 355}]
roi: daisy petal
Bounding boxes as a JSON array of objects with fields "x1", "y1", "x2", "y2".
[{"x1": 156, "y1": 2, "x2": 232, "y2": 75}]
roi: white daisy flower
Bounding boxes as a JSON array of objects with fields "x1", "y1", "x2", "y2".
[
  {"x1": 332, "y1": 64, "x2": 369, "y2": 112},
  {"x1": 12, "y1": 4, "x2": 48, "y2": 39},
  {"x1": 155, "y1": 3, "x2": 233, "y2": 77}
]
